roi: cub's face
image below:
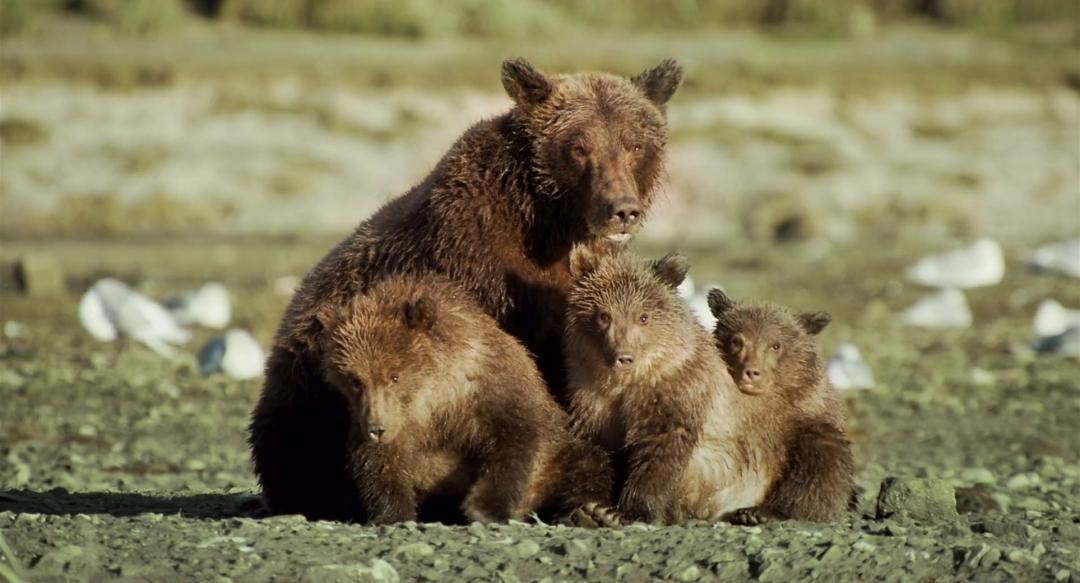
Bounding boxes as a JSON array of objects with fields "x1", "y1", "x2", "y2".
[
  {"x1": 317, "y1": 294, "x2": 441, "y2": 445},
  {"x1": 566, "y1": 245, "x2": 690, "y2": 374},
  {"x1": 707, "y1": 289, "x2": 830, "y2": 396},
  {"x1": 501, "y1": 58, "x2": 683, "y2": 243}
]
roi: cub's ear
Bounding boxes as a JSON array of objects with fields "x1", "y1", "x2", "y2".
[
  {"x1": 797, "y1": 311, "x2": 832, "y2": 336},
  {"x1": 651, "y1": 252, "x2": 690, "y2": 288},
  {"x1": 631, "y1": 58, "x2": 683, "y2": 106},
  {"x1": 569, "y1": 244, "x2": 602, "y2": 279},
  {"x1": 502, "y1": 58, "x2": 554, "y2": 107},
  {"x1": 314, "y1": 302, "x2": 343, "y2": 332},
  {"x1": 404, "y1": 296, "x2": 438, "y2": 330},
  {"x1": 706, "y1": 288, "x2": 735, "y2": 316}
]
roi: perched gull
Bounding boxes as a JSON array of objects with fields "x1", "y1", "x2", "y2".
[
  {"x1": 905, "y1": 237, "x2": 1004, "y2": 289},
  {"x1": 165, "y1": 282, "x2": 232, "y2": 329},
  {"x1": 901, "y1": 288, "x2": 972, "y2": 328},
  {"x1": 1029, "y1": 238, "x2": 1080, "y2": 279},
  {"x1": 199, "y1": 329, "x2": 266, "y2": 380},
  {"x1": 827, "y1": 343, "x2": 875, "y2": 390},
  {"x1": 78, "y1": 278, "x2": 191, "y2": 357},
  {"x1": 1033, "y1": 299, "x2": 1080, "y2": 338}
]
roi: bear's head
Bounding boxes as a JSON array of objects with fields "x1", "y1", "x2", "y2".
[
  {"x1": 707, "y1": 288, "x2": 830, "y2": 399},
  {"x1": 315, "y1": 278, "x2": 465, "y2": 445},
  {"x1": 502, "y1": 58, "x2": 683, "y2": 244},
  {"x1": 565, "y1": 243, "x2": 693, "y2": 375}
]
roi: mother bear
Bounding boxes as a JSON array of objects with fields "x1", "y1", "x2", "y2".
[{"x1": 249, "y1": 57, "x2": 683, "y2": 521}]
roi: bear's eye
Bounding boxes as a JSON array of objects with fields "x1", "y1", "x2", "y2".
[
  {"x1": 630, "y1": 143, "x2": 644, "y2": 154},
  {"x1": 597, "y1": 312, "x2": 612, "y2": 327},
  {"x1": 571, "y1": 144, "x2": 588, "y2": 160},
  {"x1": 730, "y1": 335, "x2": 743, "y2": 350},
  {"x1": 390, "y1": 374, "x2": 400, "y2": 384},
  {"x1": 639, "y1": 314, "x2": 649, "y2": 325},
  {"x1": 770, "y1": 343, "x2": 781, "y2": 352}
]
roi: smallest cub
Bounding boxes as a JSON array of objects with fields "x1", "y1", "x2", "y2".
[
  {"x1": 317, "y1": 275, "x2": 612, "y2": 524},
  {"x1": 707, "y1": 289, "x2": 855, "y2": 524}
]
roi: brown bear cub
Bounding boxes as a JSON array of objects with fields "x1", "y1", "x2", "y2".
[
  {"x1": 251, "y1": 58, "x2": 682, "y2": 520},
  {"x1": 564, "y1": 245, "x2": 756, "y2": 525},
  {"x1": 706, "y1": 288, "x2": 855, "y2": 524},
  {"x1": 315, "y1": 275, "x2": 614, "y2": 524}
]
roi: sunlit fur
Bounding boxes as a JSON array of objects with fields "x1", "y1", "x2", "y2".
[
  {"x1": 314, "y1": 275, "x2": 615, "y2": 524},
  {"x1": 707, "y1": 293, "x2": 855, "y2": 522}
]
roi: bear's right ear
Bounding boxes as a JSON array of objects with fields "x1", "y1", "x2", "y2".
[
  {"x1": 502, "y1": 58, "x2": 554, "y2": 108},
  {"x1": 568, "y1": 244, "x2": 603, "y2": 280},
  {"x1": 631, "y1": 58, "x2": 683, "y2": 107},
  {"x1": 314, "y1": 302, "x2": 342, "y2": 332},
  {"x1": 651, "y1": 252, "x2": 690, "y2": 289},
  {"x1": 706, "y1": 288, "x2": 735, "y2": 316},
  {"x1": 404, "y1": 296, "x2": 438, "y2": 331}
]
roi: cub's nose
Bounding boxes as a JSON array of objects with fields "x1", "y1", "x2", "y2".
[
  {"x1": 616, "y1": 354, "x2": 635, "y2": 366},
  {"x1": 609, "y1": 197, "x2": 642, "y2": 226},
  {"x1": 368, "y1": 425, "x2": 386, "y2": 442},
  {"x1": 742, "y1": 368, "x2": 761, "y2": 382}
]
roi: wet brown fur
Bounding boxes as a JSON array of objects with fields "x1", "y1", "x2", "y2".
[
  {"x1": 314, "y1": 275, "x2": 614, "y2": 523},
  {"x1": 249, "y1": 58, "x2": 681, "y2": 519},
  {"x1": 707, "y1": 289, "x2": 855, "y2": 523},
  {"x1": 564, "y1": 246, "x2": 780, "y2": 525}
]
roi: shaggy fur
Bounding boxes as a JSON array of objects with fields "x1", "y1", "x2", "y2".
[
  {"x1": 563, "y1": 245, "x2": 782, "y2": 525},
  {"x1": 249, "y1": 58, "x2": 682, "y2": 519},
  {"x1": 707, "y1": 289, "x2": 855, "y2": 523},
  {"x1": 314, "y1": 275, "x2": 614, "y2": 523}
]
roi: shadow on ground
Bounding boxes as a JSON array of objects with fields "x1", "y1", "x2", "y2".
[{"x1": 0, "y1": 489, "x2": 263, "y2": 519}]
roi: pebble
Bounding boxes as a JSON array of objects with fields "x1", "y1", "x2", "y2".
[
  {"x1": 78, "y1": 278, "x2": 191, "y2": 357},
  {"x1": 827, "y1": 343, "x2": 875, "y2": 390},
  {"x1": 905, "y1": 237, "x2": 1005, "y2": 289},
  {"x1": 960, "y1": 468, "x2": 996, "y2": 485},
  {"x1": 1029, "y1": 237, "x2": 1080, "y2": 278},
  {"x1": 513, "y1": 540, "x2": 540, "y2": 558},
  {"x1": 198, "y1": 329, "x2": 265, "y2": 380},
  {"x1": 1005, "y1": 472, "x2": 1039, "y2": 490},
  {"x1": 901, "y1": 288, "x2": 972, "y2": 328},
  {"x1": 852, "y1": 540, "x2": 876, "y2": 553},
  {"x1": 3, "y1": 320, "x2": 28, "y2": 339},
  {"x1": 875, "y1": 476, "x2": 958, "y2": 521},
  {"x1": 561, "y1": 538, "x2": 591, "y2": 559},
  {"x1": 165, "y1": 282, "x2": 232, "y2": 329},
  {"x1": 676, "y1": 565, "x2": 702, "y2": 581},
  {"x1": 301, "y1": 560, "x2": 399, "y2": 583},
  {"x1": 396, "y1": 542, "x2": 434, "y2": 558}
]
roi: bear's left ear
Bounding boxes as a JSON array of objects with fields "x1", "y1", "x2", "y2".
[
  {"x1": 314, "y1": 302, "x2": 343, "y2": 332},
  {"x1": 651, "y1": 252, "x2": 690, "y2": 289},
  {"x1": 706, "y1": 288, "x2": 734, "y2": 316},
  {"x1": 502, "y1": 58, "x2": 554, "y2": 108},
  {"x1": 404, "y1": 296, "x2": 438, "y2": 331},
  {"x1": 631, "y1": 58, "x2": 683, "y2": 107},
  {"x1": 569, "y1": 244, "x2": 602, "y2": 280},
  {"x1": 797, "y1": 311, "x2": 831, "y2": 336}
]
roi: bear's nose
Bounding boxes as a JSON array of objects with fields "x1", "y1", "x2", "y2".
[
  {"x1": 609, "y1": 198, "x2": 642, "y2": 226},
  {"x1": 742, "y1": 368, "x2": 761, "y2": 381},
  {"x1": 368, "y1": 425, "x2": 386, "y2": 442},
  {"x1": 616, "y1": 354, "x2": 635, "y2": 366}
]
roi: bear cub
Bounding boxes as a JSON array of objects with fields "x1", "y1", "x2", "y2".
[
  {"x1": 317, "y1": 275, "x2": 613, "y2": 524},
  {"x1": 563, "y1": 245, "x2": 758, "y2": 525},
  {"x1": 707, "y1": 288, "x2": 855, "y2": 524}
]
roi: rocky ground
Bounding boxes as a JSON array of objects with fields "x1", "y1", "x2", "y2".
[{"x1": 1, "y1": 235, "x2": 1078, "y2": 582}]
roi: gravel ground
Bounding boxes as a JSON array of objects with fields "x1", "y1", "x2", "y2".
[{"x1": 1, "y1": 237, "x2": 1078, "y2": 582}]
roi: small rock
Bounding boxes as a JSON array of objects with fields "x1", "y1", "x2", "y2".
[
  {"x1": 906, "y1": 237, "x2": 1005, "y2": 289},
  {"x1": 3, "y1": 321, "x2": 28, "y2": 339},
  {"x1": 513, "y1": 540, "x2": 540, "y2": 558},
  {"x1": 875, "y1": 477, "x2": 957, "y2": 521},
  {"x1": 165, "y1": 282, "x2": 231, "y2": 329},
  {"x1": 827, "y1": 343, "x2": 875, "y2": 390},
  {"x1": 969, "y1": 367, "x2": 995, "y2": 386},
  {"x1": 956, "y1": 485, "x2": 1002, "y2": 514},
  {"x1": 852, "y1": 540, "x2": 876, "y2": 553},
  {"x1": 901, "y1": 288, "x2": 972, "y2": 328},
  {"x1": 14, "y1": 254, "x2": 65, "y2": 296},
  {"x1": 1015, "y1": 496, "x2": 1050, "y2": 512},
  {"x1": 960, "y1": 468, "x2": 995, "y2": 485},
  {"x1": 198, "y1": 329, "x2": 265, "y2": 380},
  {"x1": 396, "y1": 542, "x2": 434, "y2": 558},
  {"x1": 1029, "y1": 238, "x2": 1080, "y2": 278},
  {"x1": 301, "y1": 560, "x2": 398, "y2": 583},
  {"x1": 676, "y1": 565, "x2": 702, "y2": 581},
  {"x1": 560, "y1": 539, "x2": 591, "y2": 559},
  {"x1": 33, "y1": 545, "x2": 100, "y2": 576},
  {"x1": 1005, "y1": 473, "x2": 1039, "y2": 490},
  {"x1": 1055, "y1": 569, "x2": 1071, "y2": 582},
  {"x1": 1033, "y1": 325, "x2": 1080, "y2": 357}
]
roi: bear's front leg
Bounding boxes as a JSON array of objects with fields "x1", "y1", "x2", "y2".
[
  {"x1": 619, "y1": 425, "x2": 699, "y2": 524},
  {"x1": 463, "y1": 426, "x2": 541, "y2": 523},
  {"x1": 350, "y1": 443, "x2": 417, "y2": 524}
]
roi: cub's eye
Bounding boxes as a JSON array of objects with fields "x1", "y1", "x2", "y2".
[
  {"x1": 630, "y1": 143, "x2": 644, "y2": 154},
  {"x1": 390, "y1": 374, "x2": 400, "y2": 383},
  {"x1": 770, "y1": 343, "x2": 781, "y2": 352},
  {"x1": 639, "y1": 314, "x2": 649, "y2": 325},
  {"x1": 730, "y1": 335, "x2": 743, "y2": 350},
  {"x1": 571, "y1": 144, "x2": 588, "y2": 159},
  {"x1": 597, "y1": 312, "x2": 612, "y2": 326}
]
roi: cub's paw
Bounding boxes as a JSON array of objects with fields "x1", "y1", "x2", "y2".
[
  {"x1": 566, "y1": 503, "x2": 624, "y2": 529},
  {"x1": 723, "y1": 506, "x2": 785, "y2": 526}
]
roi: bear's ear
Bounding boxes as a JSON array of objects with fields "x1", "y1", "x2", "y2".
[
  {"x1": 404, "y1": 296, "x2": 438, "y2": 331},
  {"x1": 502, "y1": 58, "x2": 554, "y2": 108},
  {"x1": 651, "y1": 252, "x2": 690, "y2": 289},
  {"x1": 797, "y1": 311, "x2": 831, "y2": 336},
  {"x1": 314, "y1": 302, "x2": 343, "y2": 332},
  {"x1": 631, "y1": 58, "x2": 683, "y2": 107},
  {"x1": 706, "y1": 288, "x2": 735, "y2": 316},
  {"x1": 569, "y1": 244, "x2": 602, "y2": 280}
]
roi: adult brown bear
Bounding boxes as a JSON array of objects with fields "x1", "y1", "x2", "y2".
[{"x1": 249, "y1": 58, "x2": 683, "y2": 521}]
